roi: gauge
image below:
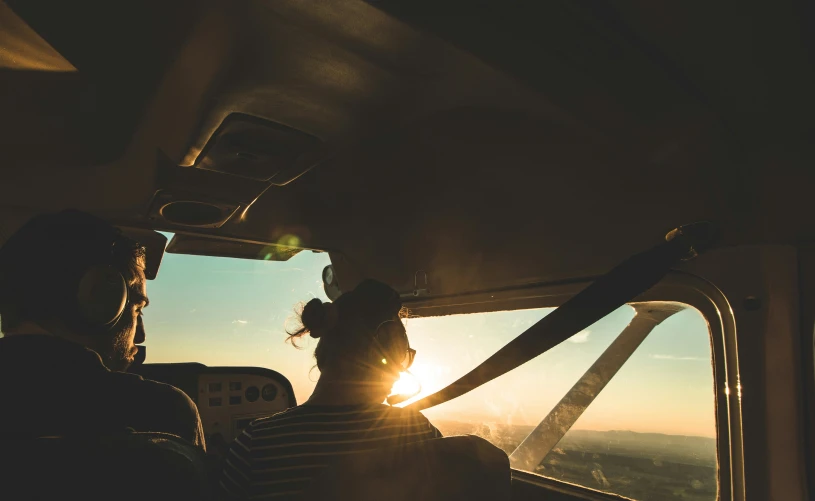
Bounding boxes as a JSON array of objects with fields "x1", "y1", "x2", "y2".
[
  {"x1": 245, "y1": 386, "x2": 260, "y2": 402},
  {"x1": 261, "y1": 383, "x2": 278, "y2": 402}
]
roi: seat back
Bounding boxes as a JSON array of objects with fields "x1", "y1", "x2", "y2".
[
  {"x1": 1, "y1": 432, "x2": 210, "y2": 501},
  {"x1": 301, "y1": 435, "x2": 511, "y2": 501}
]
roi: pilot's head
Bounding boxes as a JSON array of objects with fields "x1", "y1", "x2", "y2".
[
  {"x1": 0, "y1": 209, "x2": 148, "y2": 371},
  {"x1": 289, "y1": 279, "x2": 414, "y2": 401}
]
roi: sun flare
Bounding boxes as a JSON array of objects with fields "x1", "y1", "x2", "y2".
[{"x1": 391, "y1": 371, "x2": 422, "y2": 396}]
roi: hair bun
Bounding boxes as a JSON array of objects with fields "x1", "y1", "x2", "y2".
[{"x1": 301, "y1": 299, "x2": 338, "y2": 339}]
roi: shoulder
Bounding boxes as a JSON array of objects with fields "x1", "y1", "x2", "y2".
[
  {"x1": 247, "y1": 406, "x2": 300, "y2": 429},
  {"x1": 245, "y1": 404, "x2": 438, "y2": 436},
  {"x1": 145, "y1": 379, "x2": 200, "y2": 415},
  {"x1": 111, "y1": 372, "x2": 194, "y2": 407},
  {"x1": 107, "y1": 372, "x2": 206, "y2": 448},
  {"x1": 107, "y1": 372, "x2": 202, "y2": 427},
  {"x1": 383, "y1": 405, "x2": 432, "y2": 421},
  {"x1": 244, "y1": 403, "x2": 389, "y2": 433},
  {"x1": 385, "y1": 406, "x2": 442, "y2": 436}
]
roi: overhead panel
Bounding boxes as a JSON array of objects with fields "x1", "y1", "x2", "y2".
[{"x1": 194, "y1": 113, "x2": 322, "y2": 183}]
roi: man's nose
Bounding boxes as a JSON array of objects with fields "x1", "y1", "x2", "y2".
[{"x1": 134, "y1": 316, "x2": 146, "y2": 344}]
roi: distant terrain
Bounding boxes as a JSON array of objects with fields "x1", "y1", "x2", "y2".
[{"x1": 434, "y1": 420, "x2": 717, "y2": 501}]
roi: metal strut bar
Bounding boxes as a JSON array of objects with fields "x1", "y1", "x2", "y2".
[{"x1": 508, "y1": 302, "x2": 686, "y2": 471}]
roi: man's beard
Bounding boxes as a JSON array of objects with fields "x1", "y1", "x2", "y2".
[{"x1": 101, "y1": 327, "x2": 137, "y2": 372}]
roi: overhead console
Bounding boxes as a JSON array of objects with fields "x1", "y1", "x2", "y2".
[
  {"x1": 139, "y1": 113, "x2": 325, "y2": 232},
  {"x1": 132, "y1": 363, "x2": 296, "y2": 450},
  {"x1": 194, "y1": 113, "x2": 322, "y2": 183}
]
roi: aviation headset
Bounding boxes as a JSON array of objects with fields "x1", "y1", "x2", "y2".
[
  {"x1": 74, "y1": 250, "x2": 131, "y2": 330},
  {"x1": 372, "y1": 319, "x2": 415, "y2": 375},
  {"x1": 0, "y1": 210, "x2": 137, "y2": 333},
  {"x1": 372, "y1": 319, "x2": 421, "y2": 405}
]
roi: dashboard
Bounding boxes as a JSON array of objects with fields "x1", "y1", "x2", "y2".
[{"x1": 131, "y1": 363, "x2": 296, "y2": 452}]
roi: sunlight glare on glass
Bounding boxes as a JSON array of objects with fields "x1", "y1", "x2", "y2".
[
  {"x1": 392, "y1": 371, "x2": 421, "y2": 396},
  {"x1": 278, "y1": 234, "x2": 301, "y2": 247}
]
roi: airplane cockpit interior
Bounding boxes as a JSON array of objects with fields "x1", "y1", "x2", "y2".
[{"x1": 1, "y1": 1, "x2": 813, "y2": 500}]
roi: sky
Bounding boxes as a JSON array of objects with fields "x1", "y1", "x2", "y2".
[{"x1": 144, "y1": 236, "x2": 717, "y2": 439}]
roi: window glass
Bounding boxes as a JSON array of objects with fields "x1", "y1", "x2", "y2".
[
  {"x1": 404, "y1": 307, "x2": 633, "y2": 445},
  {"x1": 536, "y1": 308, "x2": 717, "y2": 501},
  {"x1": 144, "y1": 242, "x2": 716, "y2": 501},
  {"x1": 409, "y1": 306, "x2": 716, "y2": 501},
  {"x1": 145, "y1": 241, "x2": 332, "y2": 401}
]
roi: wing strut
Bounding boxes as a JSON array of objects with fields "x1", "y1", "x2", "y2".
[{"x1": 508, "y1": 302, "x2": 685, "y2": 471}]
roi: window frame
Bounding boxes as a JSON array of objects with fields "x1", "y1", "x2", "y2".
[
  {"x1": 407, "y1": 270, "x2": 742, "y2": 501},
  {"x1": 798, "y1": 245, "x2": 815, "y2": 495}
]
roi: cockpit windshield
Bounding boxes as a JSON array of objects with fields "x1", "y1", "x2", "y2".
[{"x1": 147, "y1": 237, "x2": 717, "y2": 500}]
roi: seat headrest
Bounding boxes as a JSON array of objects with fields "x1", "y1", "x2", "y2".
[{"x1": 302, "y1": 435, "x2": 511, "y2": 501}]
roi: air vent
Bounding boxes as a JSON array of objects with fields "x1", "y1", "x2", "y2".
[
  {"x1": 160, "y1": 201, "x2": 227, "y2": 226},
  {"x1": 147, "y1": 191, "x2": 240, "y2": 229}
]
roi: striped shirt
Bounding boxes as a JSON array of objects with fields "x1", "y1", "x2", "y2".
[{"x1": 220, "y1": 404, "x2": 441, "y2": 500}]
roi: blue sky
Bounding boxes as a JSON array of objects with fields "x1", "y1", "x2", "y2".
[{"x1": 145, "y1": 238, "x2": 716, "y2": 438}]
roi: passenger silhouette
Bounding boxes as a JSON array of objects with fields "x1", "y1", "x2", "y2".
[
  {"x1": 0, "y1": 210, "x2": 205, "y2": 449},
  {"x1": 220, "y1": 279, "x2": 440, "y2": 500}
]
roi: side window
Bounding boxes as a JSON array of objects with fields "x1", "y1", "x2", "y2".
[
  {"x1": 534, "y1": 306, "x2": 716, "y2": 500},
  {"x1": 406, "y1": 304, "x2": 717, "y2": 501}
]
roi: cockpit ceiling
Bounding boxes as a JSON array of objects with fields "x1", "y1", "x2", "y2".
[
  {"x1": 0, "y1": 2, "x2": 75, "y2": 72},
  {"x1": 0, "y1": 0, "x2": 813, "y2": 298},
  {"x1": 176, "y1": 1, "x2": 584, "y2": 167}
]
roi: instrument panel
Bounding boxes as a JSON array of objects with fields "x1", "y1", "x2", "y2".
[
  {"x1": 197, "y1": 372, "x2": 291, "y2": 445},
  {"x1": 131, "y1": 363, "x2": 297, "y2": 451}
]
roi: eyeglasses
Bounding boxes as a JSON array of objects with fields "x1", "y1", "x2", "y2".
[
  {"x1": 403, "y1": 347, "x2": 416, "y2": 371},
  {"x1": 374, "y1": 320, "x2": 416, "y2": 371}
]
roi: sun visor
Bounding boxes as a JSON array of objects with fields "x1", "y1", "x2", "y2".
[
  {"x1": 117, "y1": 227, "x2": 167, "y2": 280},
  {"x1": 165, "y1": 233, "x2": 305, "y2": 262}
]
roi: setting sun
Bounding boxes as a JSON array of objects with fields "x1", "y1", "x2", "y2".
[{"x1": 391, "y1": 371, "x2": 422, "y2": 397}]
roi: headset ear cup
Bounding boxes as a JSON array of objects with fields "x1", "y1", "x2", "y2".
[
  {"x1": 76, "y1": 264, "x2": 128, "y2": 328},
  {"x1": 383, "y1": 322, "x2": 408, "y2": 365},
  {"x1": 373, "y1": 321, "x2": 408, "y2": 376},
  {"x1": 369, "y1": 339, "x2": 396, "y2": 376}
]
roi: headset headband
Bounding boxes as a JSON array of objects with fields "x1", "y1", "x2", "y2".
[{"x1": 0, "y1": 210, "x2": 139, "y2": 332}]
